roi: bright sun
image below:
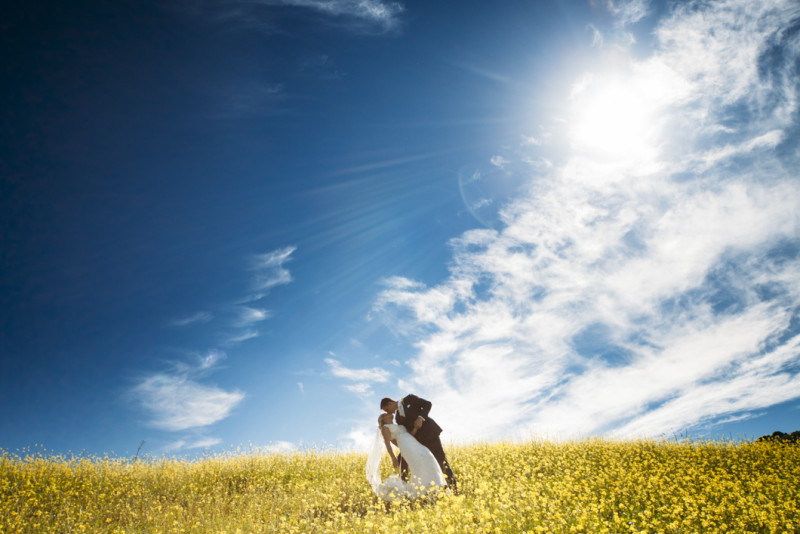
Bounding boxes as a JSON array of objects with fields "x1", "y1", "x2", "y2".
[{"x1": 569, "y1": 75, "x2": 661, "y2": 162}]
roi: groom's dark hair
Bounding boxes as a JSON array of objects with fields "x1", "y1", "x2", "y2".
[{"x1": 380, "y1": 397, "x2": 394, "y2": 410}]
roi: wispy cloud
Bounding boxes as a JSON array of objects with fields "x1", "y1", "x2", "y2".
[
  {"x1": 131, "y1": 351, "x2": 245, "y2": 432},
  {"x1": 607, "y1": 0, "x2": 650, "y2": 27},
  {"x1": 521, "y1": 135, "x2": 542, "y2": 146},
  {"x1": 195, "y1": 0, "x2": 404, "y2": 34},
  {"x1": 325, "y1": 357, "x2": 390, "y2": 382},
  {"x1": 235, "y1": 307, "x2": 272, "y2": 326},
  {"x1": 164, "y1": 436, "x2": 224, "y2": 452},
  {"x1": 279, "y1": 0, "x2": 404, "y2": 32},
  {"x1": 190, "y1": 436, "x2": 224, "y2": 448},
  {"x1": 445, "y1": 59, "x2": 512, "y2": 84},
  {"x1": 170, "y1": 311, "x2": 214, "y2": 327},
  {"x1": 199, "y1": 349, "x2": 226, "y2": 371},
  {"x1": 223, "y1": 246, "x2": 296, "y2": 343},
  {"x1": 325, "y1": 356, "x2": 389, "y2": 397},
  {"x1": 374, "y1": 0, "x2": 800, "y2": 442},
  {"x1": 250, "y1": 246, "x2": 296, "y2": 295},
  {"x1": 261, "y1": 441, "x2": 296, "y2": 453},
  {"x1": 587, "y1": 24, "x2": 604, "y2": 48},
  {"x1": 226, "y1": 330, "x2": 259, "y2": 344},
  {"x1": 130, "y1": 246, "x2": 296, "y2": 448},
  {"x1": 490, "y1": 155, "x2": 509, "y2": 169}
]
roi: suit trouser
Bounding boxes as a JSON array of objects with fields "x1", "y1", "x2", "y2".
[{"x1": 399, "y1": 435, "x2": 457, "y2": 490}]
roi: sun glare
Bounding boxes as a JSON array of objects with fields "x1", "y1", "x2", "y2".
[{"x1": 569, "y1": 75, "x2": 661, "y2": 163}]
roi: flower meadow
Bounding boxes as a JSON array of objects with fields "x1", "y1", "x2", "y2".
[{"x1": 1, "y1": 438, "x2": 798, "y2": 533}]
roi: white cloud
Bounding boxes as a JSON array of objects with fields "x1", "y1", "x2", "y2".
[
  {"x1": 693, "y1": 130, "x2": 785, "y2": 173},
  {"x1": 325, "y1": 357, "x2": 390, "y2": 382},
  {"x1": 587, "y1": 24, "x2": 603, "y2": 48},
  {"x1": 345, "y1": 383, "x2": 373, "y2": 395},
  {"x1": 374, "y1": 0, "x2": 800, "y2": 443},
  {"x1": 214, "y1": 0, "x2": 404, "y2": 34},
  {"x1": 131, "y1": 350, "x2": 245, "y2": 432},
  {"x1": 236, "y1": 307, "x2": 271, "y2": 326},
  {"x1": 261, "y1": 441, "x2": 296, "y2": 453},
  {"x1": 325, "y1": 357, "x2": 390, "y2": 397},
  {"x1": 164, "y1": 436, "x2": 223, "y2": 452},
  {"x1": 226, "y1": 330, "x2": 259, "y2": 344},
  {"x1": 188, "y1": 437, "x2": 223, "y2": 449},
  {"x1": 224, "y1": 246, "x2": 296, "y2": 338},
  {"x1": 250, "y1": 246, "x2": 296, "y2": 293},
  {"x1": 521, "y1": 135, "x2": 542, "y2": 146},
  {"x1": 608, "y1": 0, "x2": 650, "y2": 27},
  {"x1": 342, "y1": 425, "x2": 377, "y2": 451},
  {"x1": 132, "y1": 374, "x2": 245, "y2": 431},
  {"x1": 281, "y1": 0, "x2": 403, "y2": 26},
  {"x1": 170, "y1": 311, "x2": 214, "y2": 327},
  {"x1": 199, "y1": 349, "x2": 226, "y2": 371},
  {"x1": 490, "y1": 155, "x2": 510, "y2": 169},
  {"x1": 131, "y1": 247, "x2": 296, "y2": 440}
]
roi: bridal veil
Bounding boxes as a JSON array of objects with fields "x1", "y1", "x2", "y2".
[{"x1": 365, "y1": 428, "x2": 386, "y2": 495}]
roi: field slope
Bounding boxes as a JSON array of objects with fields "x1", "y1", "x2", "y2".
[{"x1": 2, "y1": 439, "x2": 798, "y2": 533}]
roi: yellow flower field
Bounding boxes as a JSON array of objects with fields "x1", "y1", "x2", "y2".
[{"x1": 2, "y1": 438, "x2": 798, "y2": 533}]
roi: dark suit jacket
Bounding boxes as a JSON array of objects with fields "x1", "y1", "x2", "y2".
[{"x1": 395, "y1": 394, "x2": 442, "y2": 446}]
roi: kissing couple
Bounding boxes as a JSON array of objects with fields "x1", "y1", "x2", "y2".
[{"x1": 366, "y1": 394, "x2": 457, "y2": 501}]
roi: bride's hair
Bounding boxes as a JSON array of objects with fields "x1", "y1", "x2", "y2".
[{"x1": 378, "y1": 413, "x2": 391, "y2": 426}]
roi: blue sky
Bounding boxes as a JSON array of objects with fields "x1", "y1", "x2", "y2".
[{"x1": 2, "y1": 0, "x2": 799, "y2": 457}]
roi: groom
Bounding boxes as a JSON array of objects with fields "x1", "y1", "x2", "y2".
[{"x1": 381, "y1": 394, "x2": 457, "y2": 491}]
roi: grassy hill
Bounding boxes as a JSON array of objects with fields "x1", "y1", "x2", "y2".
[{"x1": 2, "y1": 438, "x2": 798, "y2": 533}]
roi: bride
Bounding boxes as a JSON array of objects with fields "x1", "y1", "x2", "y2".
[{"x1": 366, "y1": 413, "x2": 446, "y2": 501}]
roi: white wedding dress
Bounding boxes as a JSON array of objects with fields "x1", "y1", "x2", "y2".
[{"x1": 366, "y1": 423, "x2": 446, "y2": 501}]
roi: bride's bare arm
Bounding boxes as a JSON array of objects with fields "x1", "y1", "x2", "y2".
[
  {"x1": 381, "y1": 426, "x2": 393, "y2": 454},
  {"x1": 381, "y1": 426, "x2": 400, "y2": 467}
]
